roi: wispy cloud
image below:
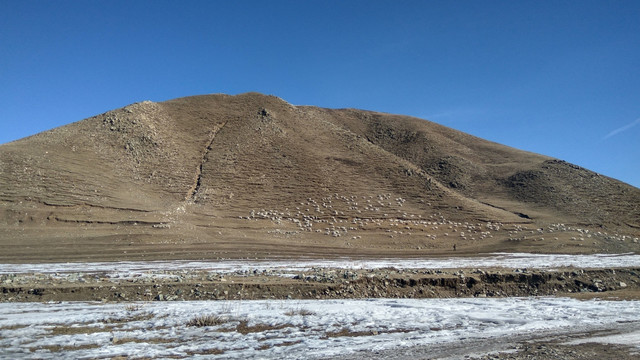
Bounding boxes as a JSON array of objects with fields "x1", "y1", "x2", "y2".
[{"x1": 603, "y1": 118, "x2": 640, "y2": 140}]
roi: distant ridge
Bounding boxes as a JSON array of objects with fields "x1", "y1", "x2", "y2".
[{"x1": 1, "y1": 93, "x2": 638, "y2": 261}]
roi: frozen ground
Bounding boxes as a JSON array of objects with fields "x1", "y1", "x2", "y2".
[
  {"x1": 2, "y1": 252, "x2": 640, "y2": 279},
  {"x1": 1, "y1": 297, "x2": 639, "y2": 359}
]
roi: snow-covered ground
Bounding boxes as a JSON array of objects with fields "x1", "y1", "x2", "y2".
[
  {"x1": 3, "y1": 254, "x2": 639, "y2": 358},
  {"x1": 1, "y1": 297, "x2": 639, "y2": 359},
  {"x1": 2, "y1": 253, "x2": 640, "y2": 278}
]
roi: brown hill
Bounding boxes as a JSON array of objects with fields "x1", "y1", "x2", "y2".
[{"x1": 1, "y1": 93, "x2": 638, "y2": 262}]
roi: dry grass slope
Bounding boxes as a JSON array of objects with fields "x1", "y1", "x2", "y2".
[{"x1": 1, "y1": 92, "x2": 638, "y2": 261}]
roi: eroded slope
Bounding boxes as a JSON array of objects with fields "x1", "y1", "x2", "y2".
[{"x1": 1, "y1": 93, "x2": 638, "y2": 261}]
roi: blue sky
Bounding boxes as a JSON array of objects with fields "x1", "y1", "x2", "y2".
[{"x1": 1, "y1": 1, "x2": 639, "y2": 187}]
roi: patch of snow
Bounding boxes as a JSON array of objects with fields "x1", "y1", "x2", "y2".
[
  {"x1": 1, "y1": 253, "x2": 639, "y2": 278},
  {"x1": 1, "y1": 297, "x2": 639, "y2": 359}
]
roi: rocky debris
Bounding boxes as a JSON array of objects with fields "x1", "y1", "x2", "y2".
[
  {"x1": 472, "y1": 341, "x2": 638, "y2": 360},
  {"x1": 2, "y1": 267, "x2": 639, "y2": 303},
  {"x1": 242, "y1": 198, "x2": 640, "y2": 252}
]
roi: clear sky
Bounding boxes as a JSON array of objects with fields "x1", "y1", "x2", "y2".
[{"x1": 1, "y1": 1, "x2": 639, "y2": 187}]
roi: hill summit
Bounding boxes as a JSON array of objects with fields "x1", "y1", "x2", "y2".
[{"x1": 1, "y1": 93, "x2": 638, "y2": 261}]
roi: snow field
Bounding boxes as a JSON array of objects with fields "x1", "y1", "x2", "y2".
[
  {"x1": 2, "y1": 297, "x2": 640, "y2": 359},
  {"x1": 2, "y1": 252, "x2": 640, "y2": 279}
]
